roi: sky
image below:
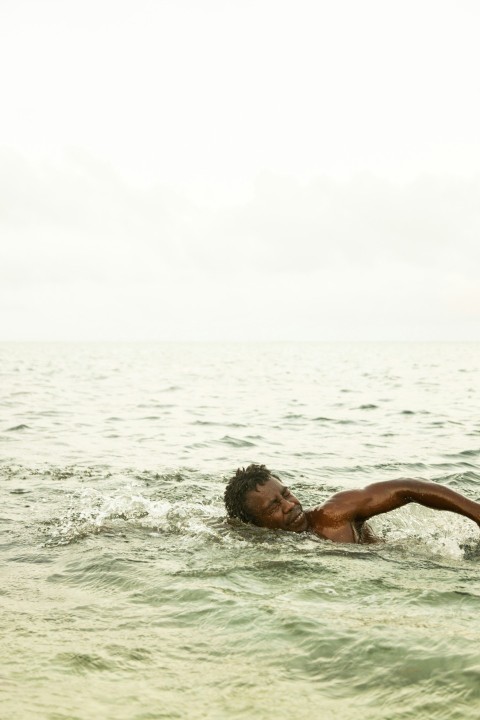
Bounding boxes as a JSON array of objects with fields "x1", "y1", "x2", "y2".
[{"x1": 1, "y1": 0, "x2": 479, "y2": 341}]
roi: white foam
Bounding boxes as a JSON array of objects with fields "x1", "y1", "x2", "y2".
[
  {"x1": 373, "y1": 504, "x2": 479, "y2": 560},
  {"x1": 45, "y1": 483, "x2": 223, "y2": 545}
]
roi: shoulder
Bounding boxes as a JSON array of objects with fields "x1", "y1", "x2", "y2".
[
  {"x1": 306, "y1": 488, "x2": 367, "y2": 525},
  {"x1": 305, "y1": 505, "x2": 359, "y2": 543},
  {"x1": 305, "y1": 504, "x2": 342, "y2": 532}
]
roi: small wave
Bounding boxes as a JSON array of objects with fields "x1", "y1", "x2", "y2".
[
  {"x1": 457, "y1": 448, "x2": 480, "y2": 458},
  {"x1": 323, "y1": 460, "x2": 430, "y2": 476},
  {"x1": 444, "y1": 448, "x2": 480, "y2": 460},
  {"x1": 5, "y1": 424, "x2": 29, "y2": 432},
  {"x1": 358, "y1": 404, "x2": 378, "y2": 410},
  {"x1": 137, "y1": 403, "x2": 175, "y2": 409},
  {"x1": 218, "y1": 436, "x2": 256, "y2": 448},
  {"x1": 313, "y1": 417, "x2": 354, "y2": 425},
  {"x1": 190, "y1": 420, "x2": 248, "y2": 428},
  {"x1": 54, "y1": 652, "x2": 113, "y2": 674},
  {"x1": 432, "y1": 470, "x2": 480, "y2": 490},
  {"x1": 43, "y1": 488, "x2": 167, "y2": 546},
  {"x1": 43, "y1": 484, "x2": 222, "y2": 547}
]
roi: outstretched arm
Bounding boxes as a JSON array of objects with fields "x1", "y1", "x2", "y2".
[{"x1": 319, "y1": 479, "x2": 480, "y2": 529}]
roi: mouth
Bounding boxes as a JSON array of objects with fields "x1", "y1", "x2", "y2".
[{"x1": 287, "y1": 509, "x2": 304, "y2": 528}]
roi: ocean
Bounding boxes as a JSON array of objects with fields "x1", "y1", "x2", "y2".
[{"x1": 1, "y1": 341, "x2": 480, "y2": 719}]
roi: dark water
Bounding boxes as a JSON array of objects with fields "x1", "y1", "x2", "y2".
[{"x1": 1, "y1": 342, "x2": 480, "y2": 719}]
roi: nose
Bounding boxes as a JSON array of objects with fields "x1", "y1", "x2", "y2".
[{"x1": 282, "y1": 498, "x2": 296, "y2": 513}]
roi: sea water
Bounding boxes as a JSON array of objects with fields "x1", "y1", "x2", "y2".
[{"x1": 1, "y1": 341, "x2": 480, "y2": 720}]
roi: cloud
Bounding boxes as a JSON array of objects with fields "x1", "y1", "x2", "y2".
[
  {"x1": 214, "y1": 173, "x2": 480, "y2": 272},
  {"x1": 1, "y1": 148, "x2": 479, "y2": 340},
  {"x1": 1, "y1": 148, "x2": 479, "y2": 277},
  {"x1": 0, "y1": 148, "x2": 201, "y2": 285}
]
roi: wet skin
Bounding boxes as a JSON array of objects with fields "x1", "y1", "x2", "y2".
[
  {"x1": 244, "y1": 475, "x2": 480, "y2": 544},
  {"x1": 245, "y1": 477, "x2": 310, "y2": 534},
  {"x1": 244, "y1": 476, "x2": 376, "y2": 543}
]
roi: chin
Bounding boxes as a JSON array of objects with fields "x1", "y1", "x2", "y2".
[{"x1": 287, "y1": 514, "x2": 308, "y2": 533}]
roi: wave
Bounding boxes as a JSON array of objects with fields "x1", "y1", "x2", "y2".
[{"x1": 42, "y1": 484, "x2": 223, "y2": 547}]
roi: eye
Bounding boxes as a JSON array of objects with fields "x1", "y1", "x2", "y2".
[{"x1": 267, "y1": 500, "x2": 280, "y2": 514}]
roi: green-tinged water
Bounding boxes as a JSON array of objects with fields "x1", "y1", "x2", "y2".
[{"x1": 1, "y1": 342, "x2": 480, "y2": 719}]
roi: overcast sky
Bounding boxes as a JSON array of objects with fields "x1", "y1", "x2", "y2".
[{"x1": 1, "y1": 0, "x2": 479, "y2": 341}]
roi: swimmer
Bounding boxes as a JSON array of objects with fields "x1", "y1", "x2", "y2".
[{"x1": 224, "y1": 464, "x2": 480, "y2": 543}]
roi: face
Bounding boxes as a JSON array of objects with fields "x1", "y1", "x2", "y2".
[{"x1": 245, "y1": 476, "x2": 309, "y2": 533}]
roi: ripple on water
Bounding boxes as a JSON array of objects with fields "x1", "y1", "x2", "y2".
[
  {"x1": 2, "y1": 342, "x2": 480, "y2": 720},
  {"x1": 218, "y1": 436, "x2": 256, "y2": 447}
]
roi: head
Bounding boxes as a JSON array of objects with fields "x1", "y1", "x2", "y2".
[{"x1": 224, "y1": 463, "x2": 308, "y2": 533}]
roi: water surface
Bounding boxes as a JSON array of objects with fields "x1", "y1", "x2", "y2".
[{"x1": 1, "y1": 342, "x2": 480, "y2": 719}]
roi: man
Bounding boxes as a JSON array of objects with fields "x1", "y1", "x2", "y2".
[{"x1": 224, "y1": 464, "x2": 480, "y2": 543}]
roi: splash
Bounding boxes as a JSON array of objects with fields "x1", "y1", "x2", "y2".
[
  {"x1": 43, "y1": 483, "x2": 221, "y2": 546},
  {"x1": 374, "y1": 504, "x2": 480, "y2": 560}
]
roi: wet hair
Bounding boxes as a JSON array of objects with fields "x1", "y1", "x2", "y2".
[{"x1": 224, "y1": 463, "x2": 276, "y2": 524}]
